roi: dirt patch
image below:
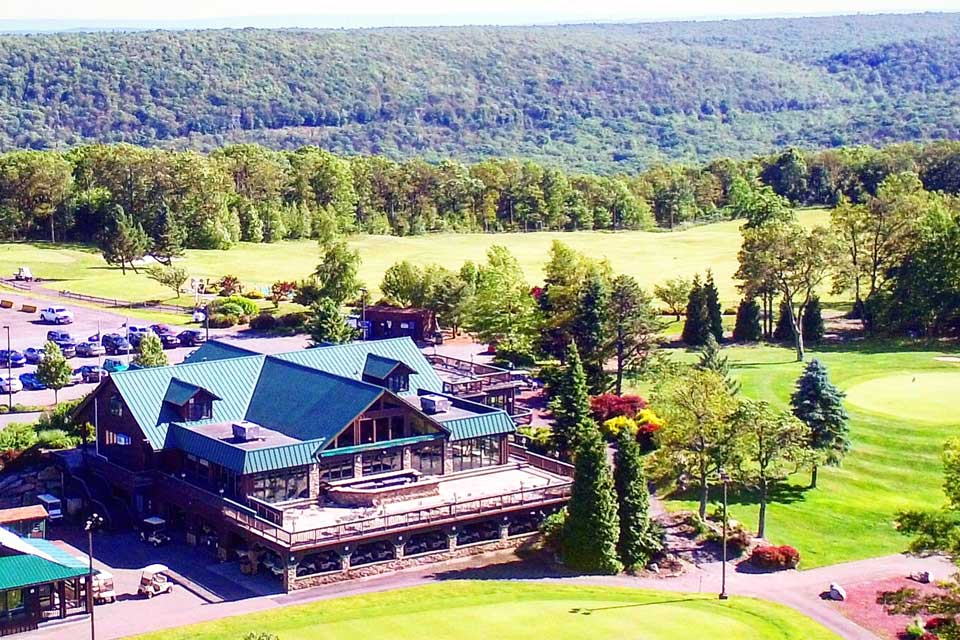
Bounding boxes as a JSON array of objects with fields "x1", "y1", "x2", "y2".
[
  {"x1": 934, "y1": 356, "x2": 960, "y2": 363},
  {"x1": 831, "y1": 576, "x2": 943, "y2": 639}
]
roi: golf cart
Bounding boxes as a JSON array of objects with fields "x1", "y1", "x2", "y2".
[
  {"x1": 137, "y1": 564, "x2": 174, "y2": 598},
  {"x1": 13, "y1": 266, "x2": 33, "y2": 282},
  {"x1": 91, "y1": 571, "x2": 117, "y2": 604},
  {"x1": 139, "y1": 516, "x2": 170, "y2": 547}
]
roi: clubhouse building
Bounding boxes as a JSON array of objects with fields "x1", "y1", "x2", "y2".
[{"x1": 73, "y1": 338, "x2": 570, "y2": 591}]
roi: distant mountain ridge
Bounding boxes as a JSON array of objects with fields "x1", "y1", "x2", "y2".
[{"x1": 0, "y1": 12, "x2": 958, "y2": 171}]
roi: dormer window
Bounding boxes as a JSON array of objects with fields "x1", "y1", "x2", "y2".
[
  {"x1": 185, "y1": 398, "x2": 213, "y2": 421},
  {"x1": 163, "y1": 378, "x2": 221, "y2": 422},
  {"x1": 362, "y1": 354, "x2": 416, "y2": 393},
  {"x1": 386, "y1": 373, "x2": 409, "y2": 393},
  {"x1": 109, "y1": 394, "x2": 123, "y2": 417}
]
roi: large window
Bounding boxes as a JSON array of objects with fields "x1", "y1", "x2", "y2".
[
  {"x1": 411, "y1": 442, "x2": 443, "y2": 475},
  {"x1": 250, "y1": 468, "x2": 310, "y2": 504},
  {"x1": 386, "y1": 373, "x2": 409, "y2": 393},
  {"x1": 320, "y1": 457, "x2": 355, "y2": 482},
  {"x1": 361, "y1": 450, "x2": 400, "y2": 475},
  {"x1": 108, "y1": 394, "x2": 123, "y2": 417},
  {"x1": 451, "y1": 436, "x2": 501, "y2": 473},
  {"x1": 0, "y1": 589, "x2": 25, "y2": 619}
]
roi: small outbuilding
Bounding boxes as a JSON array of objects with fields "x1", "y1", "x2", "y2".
[
  {"x1": 0, "y1": 506, "x2": 48, "y2": 539},
  {"x1": 363, "y1": 305, "x2": 438, "y2": 342}
]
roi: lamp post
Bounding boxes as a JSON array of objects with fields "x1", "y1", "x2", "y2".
[
  {"x1": 359, "y1": 288, "x2": 368, "y2": 340},
  {"x1": 2, "y1": 325, "x2": 10, "y2": 411},
  {"x1": 84, "y1": 513, "x2": 104, "y2": 640},
  {"x1": 719, "y1": 468, "x2": 730, "y2": 600},
  {"x1": 204, "y1": 304, "x2": 210, "y2": 342}
]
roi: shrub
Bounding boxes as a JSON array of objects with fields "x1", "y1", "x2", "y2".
[
  {"x1": 749, "y1": 545, "x2": 800, "y2": 570},
  {"x1": 206, "y1": 313, "x2": 236, "y2": 328},
  {"x1": 216, "y1": 302, "x2": 245, "y2": 318},
  {"x1": 243, "y1": 289, "x2": 264, "y2": 300},
  {"x1": 37, "y1": 429, "x2": 78, "y2": 449},
  {"x1": 601, "y1": 416, "x2": 638, "y2": 440},
  {"x1": 210, "y1": 295, "x2": 259, "y2": 316},
  {"x1": 539, "y1": 508, "x2": 567, "y2": 553},
  {"x1": 218, "y1": 275, "x2": 241, "y2": 297},
  {"x1": 707, "y1": 525, "x2": 752, "y2": 558},
  {"x1": 249, "y1": 312, "x2": 278, "y2": 331},
  {"x1": 0, "y1": 423, "x2": 38, "y2": 451},
  {"x1": 516, "y1": 425, "x2": 554, "y2": 456},
  {"x1": 590, "y1": 393, "x2": 647, "y2": 423},
  {"x1": 279, "y1": 311, "x2": 308, "y2": 329}
]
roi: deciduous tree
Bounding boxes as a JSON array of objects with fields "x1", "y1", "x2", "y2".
[
  {"x1": 144, "y1": 264, "x2": 189, "y2": 299},
  {"x1": 36, "y1": 341, "x2": 72, "y2": 404},
  {"x1": 654, "y1": 276, "x2": 693, "y2": 322},
  {"x1": 133, "y1": 334, "x2": 169, "y2": 368}
]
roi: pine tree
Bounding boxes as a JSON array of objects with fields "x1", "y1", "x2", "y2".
[
  {"x1": 681, "y1": 276, "x2": 710, "y2": 347},
  {"x1": 774, "y1": 298, "x2": 795, "y2": 342},
  {"x1": 572, "y1": 274, "x2": 609, "y2": 393},
  {"x1": 697, "y1": 334, "x2": 740, "y2": 394},
  {"x1": 133, "y1": 334, "x2": 169, "y2": 368},
  {"x1": 614, "y1": 429, "x2": 661, "y2": 569},
  {"x1": 149, "y1": 204, "x2": 185, "y2": 266},
  {"x1": 98, "y1": 205, "x2": 149, "y2": 275},
  {"x1": 791, "y1": 359, "x2": 850, "y2": 488},
  {"x1": 35, "y1": 341, "x2": 72, "y2": 404},
  {"x1": 563, "y1": 424, "x2": 623, "y2": 574},
  {"x1": 732, "y1": 297, "x2": 763, "y2": 342},
  {"x1": 704, "y1": 270, "x2": 724, "y2": 342},
  {"x1": 549, "y1": 342, "x2": 594, "y2": 460},
  {"x1": 306, "y1": 298, "x2": 356, "y2": 346},
  {"x1": 802, "y1": 296, "x2": 825, "y2": 343}
]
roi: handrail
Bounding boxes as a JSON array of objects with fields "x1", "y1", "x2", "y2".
[{"x1": 508, "y1": 443, "x2": 575, "y2": 478}]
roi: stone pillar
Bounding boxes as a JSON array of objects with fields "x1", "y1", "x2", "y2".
[
  {"x1": 308, "y1": 463, "x2": 321, "y2": 499},
  {"x1": 402, "y1": 447, "x2": 412, "y2": 470},
  {"x1": 283, "y1": 554, "x2": 297, "y2": 592},
  {"x1": 353, "y1": 454, "x2": 363, "y2": 478},
  {"x1": 442, "y1": 442, "x2": 453, "y2": 476},
  {"x1": 338, "y1": 547, "x2": 353, "y2": 572},
  {"x1": 393, "y1": 535, "x2": 406, "y2": 560},
  {"x1": 446, "y1": 527, "x2": 458, "y2": 552}
]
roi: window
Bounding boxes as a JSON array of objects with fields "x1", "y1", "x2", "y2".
[
  {"x1": 116, "y1": 433, "x2": 131, "y2": 446},
  {"x1": 361, "y1": 450, "x2": 400, "y2": 475},
  {"x1": 320, "y1": 457, "x2": 355, "y2": 482},
  {"x1": 108, "y1": 394, "x2": 123, "y2": 417},
  {"x1": 411, "y1": 443, "x2": 442, "y2": 475},
  {"x1": 0, "y1": 589, "x2": 25, "y2": 619},
  {"x1": 250, "y1": 468, "x2": 310, "y2": 504},
  {"x1": 386, "y1": 374, "x2": 409, "y2": 393},
  {"x1": 185, "y1": 398, "x2": 212, "y2": 421},
  {"x1": 334, "y1": 429, "x2": 355, "y2": 449},
  {"x1": 451, "y1": 436, "x2": 501, "y2": 472},
  {"x1": 104, "y1": 430, "x2": 131, "y2": 446},
  {"x1": 359, "y1": 420, "x2": 374, "y2": 444}
]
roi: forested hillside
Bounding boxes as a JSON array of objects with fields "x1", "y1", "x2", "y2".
[{"x1": 1, "y1": 13, "x2": 959, "y2": 171}]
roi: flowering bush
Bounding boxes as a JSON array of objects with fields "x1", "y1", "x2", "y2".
[
  {"x1": 601, "y1": 416, "x2": 638, "y2": 440},
  {"x1": 749, "y1": 545, "x2": 800, "y2": 570},
  {"x1": 590, "y1": 394, "x2": 647, "y2": 423},
  {"x1": 636, "y1": 408, "x2": 664, "y2": 435}
]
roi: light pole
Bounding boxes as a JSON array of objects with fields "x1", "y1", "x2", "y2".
[
  {"x1": 719, "y1": 468, "x2": 730, "y2": 600},
  {"x1": 2, "y1": 325, "x2": 10, "y2": 411},
  {"x1": 359, "y1": 288, "x2": 368, "y2": 340},
  {"x1": 85, "y1": 513, "x2": 104, "y2": 640}
]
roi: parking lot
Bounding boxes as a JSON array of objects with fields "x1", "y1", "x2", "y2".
[{"x1": 0, "y1": 292, "x2": 232, "y2": 408}]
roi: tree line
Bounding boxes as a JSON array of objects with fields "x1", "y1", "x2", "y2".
[{"x1": 6, "y1": 140, "x2": 960, "y2": 252}]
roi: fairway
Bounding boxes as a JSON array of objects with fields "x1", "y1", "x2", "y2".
[
  {"x1": 129, "y1": 582, "x2": 839, "y2": 640},
  {"x1": 845, "y1": 371, "x2": 960, "y2": 425},
  {"x1": 646, "y1": 343, "x2": 960, "y2": 568},
  {"x1": 0, "y1": 210, "x2": 826, "y2": 306}
]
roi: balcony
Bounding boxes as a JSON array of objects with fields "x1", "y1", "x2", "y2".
[
  {"x1": 156, "y1": 448, "x2": 572, "y2": 552},
  {"x1": 426, "y1": 354, "x2": 521, "y2": 396}
]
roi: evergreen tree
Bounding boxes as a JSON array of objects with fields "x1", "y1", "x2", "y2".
[
  {"x1": 773, "y1": 298, "x2": 795, "y2": 342},
  {"x1": 548, "y1": 342, "x2": 593, "y2": 460},
  {"x1": 98, "y1": 205, "x2": 149, "y2": 275},
  {"x1": 563, "y1": 424, "x2": 623, "y2": 575},
  {"x1": 614, "y1": 429, "x2": 661, "y2": 569},
  {"x1": 697, "y1": 334, "x2": 740, "y2": 394},
  {"x1": 133, "y1": 334, "x2": 169, "y2": 368},
  {"x1": 572, "y1": 274, "x2": 609, "y2": 393},
  {"x1": 149, "y1": 204, "x2": 185, "y2": 266},
  {"x1": 732, "y1": 297, "x2": 763, "y2": 342},
  {"x1": 681, "y1": 276, "x2": 710, "y2": 346},
  {"x1": 791, "y1": 359, "x2": 850, "y2": 488},
  {"x1": 306, "y1": 298, "x2": 356, "y2": 346},
  {"x1": 704, "y1": 270, "x2": 724, "y2": 342},
  {"x1": 35, "y1": 341, "x2": 72, "y2": 404},
  {"x1": 802, "y1": 296, "x2": 825, "y2": 343}
]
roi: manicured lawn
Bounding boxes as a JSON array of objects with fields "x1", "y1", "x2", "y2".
[
  {"x1": 0, "y1": 209, "x2": 826, "y2": 306},
  {"x1": 642, "y1": 342, "x2": 960, "y2": 569},
  {"x1": 129, "y1": 582, "x2": 840, "y2": 640}
]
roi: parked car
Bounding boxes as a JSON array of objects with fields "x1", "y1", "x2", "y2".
[
  {"x1": 0, "y1": 376, "x2": 22, "y2": 394},
  {"x1": 76, "y1": 341, "x2": 106, "y2": 358},
  {"x1": 177, "y1": 330, "x2": 206, "y2": 347},
  {"x1": 23, "y1": 347, "x2": 43, "y2": 364},
  {"x1": 149, "y1": 325, "x2": 180, "y2": 349},
  {"x1": 103, "y1": 359, "x2": 128, "y2": 374},
  {"x1": 126, "y1": 326, "x2": 154, "y2": 348},
  {"x1": 18, "y1": 373, "x2": 45, "y2": 391},
  {"x1": 46, "y1": 330, "x2": 74, "y2": 343},
  {"x1": 0, "y1": 350, "x2": 26, "y2": 368},
  {"x1": 76, "y1": 366, "x2": 107, "y2": 384},
  {"x1": 66, "y1": 369, "x2": 83, "y2": 386},
  {"x1": 39, "y1": 307, "x2": 74, "y2": 324},
  {"x1": 101, "y1": 334, "x2": 132, "y2": 355}
]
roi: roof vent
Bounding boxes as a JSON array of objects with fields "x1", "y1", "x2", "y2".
[
  {"x1": 420, "y1": 395, "x2": 451, "y2": 415},
  {"x1": 232, "y1": 421, "x2": 262, "y2": 442}
]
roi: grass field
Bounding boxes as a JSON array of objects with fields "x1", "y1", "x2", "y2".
[
  {"x1": 0, "y1": 209, "x2": 826, "y2": 307},
  {"x1": 641, "y1": 342, "x2": 960, "y2": 569},
  {"x1": 129, "y1": 582, "x2": 840, "y2": 640}
]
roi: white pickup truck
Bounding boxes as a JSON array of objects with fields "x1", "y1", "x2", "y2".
[{"x1": 39, "y1": 306, "x2": 74, "y2": 324}]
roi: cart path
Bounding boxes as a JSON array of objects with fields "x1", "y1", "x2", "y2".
[{"x1": 27, "y1": 550, "x2": 953, "y2": 640}]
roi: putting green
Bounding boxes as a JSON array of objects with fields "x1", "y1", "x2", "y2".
[{"x1": 845, "y1": 371, "x2": 960, "y2": 425}]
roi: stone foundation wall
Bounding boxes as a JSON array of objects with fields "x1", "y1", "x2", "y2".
[
  {"x1": 0, "y1": 464, "x2": 61, "y2": 509},
  {"x1": 290, "y1": 534, "x2": 535, "y2": 589}
]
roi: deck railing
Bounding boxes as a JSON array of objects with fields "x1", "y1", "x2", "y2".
[{"x1": 508, "y1": 443, "x2": 575, "y2": 478}]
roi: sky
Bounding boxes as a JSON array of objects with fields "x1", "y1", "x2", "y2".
[{"x1": 0, "y1": 0, "x2": 957, "y2": 29}]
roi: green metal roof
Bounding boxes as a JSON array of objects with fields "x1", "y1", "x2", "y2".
[
  {"x1": 111, "y1": 355, "x2": 266, "y2": 448},
  {"x1": 318, "y1": 434, "x2": 440, "y2": 457},
  {"x1": 169, "y1": 424, "x2": 323, "y2": 474},
  {"x1": 0, "y1": 554, "x2": 88, "y2": 590},
  {"x1": 362, "y1": 353, "x2": 414, "y2": 381},
  {"x1": 442, "y1": 412, "x2": 517, "y2": 441},
  {"x1": 163, "y1": 378, "x2": 208, "y2": 406},
  {"x1": 182, "y1": 341, "x2": 258, "y2": 364},
  {"x1": 274, "y1": 338, "x2": 444, "y2": 394},
  {"x1": 21, "y1": 539, "x2": 88, "y2": 570}
]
